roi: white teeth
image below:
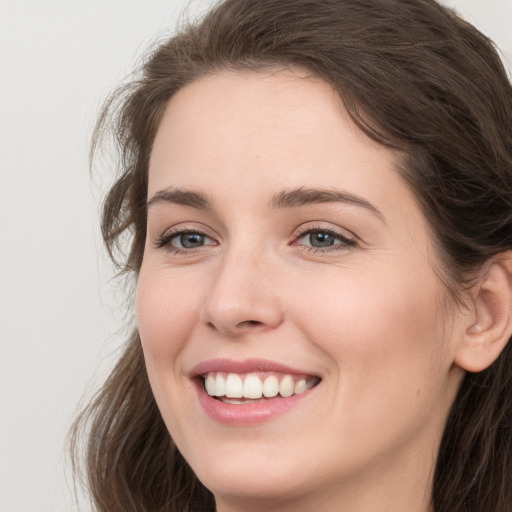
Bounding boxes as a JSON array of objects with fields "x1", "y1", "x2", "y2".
[
  {"x1": 279, "y1": 375, "x2": 294, "y2": 397},
  {"x1": 262, "y1": 375, "x2": 279, "y2": 397},
  {"x1": 205, "y1": 374, "x2": 216, "y2": 396},
  {"x1": 243, "y1": 374, "x2": 263, "y2": 399},
  {"x1": 214, "y1": 373, "x2": 226, "y2": 397},
  {"x1": 225, "y1": 373, "x2": 243, "y2": 398},
  {"x1": 204, "y1": 371, "x2": 318, "y2": 400},
  {"x1": 294, "y1": 378, "x2": 307, "y2": 395}
]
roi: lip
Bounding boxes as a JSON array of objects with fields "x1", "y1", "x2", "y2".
[
  {"x1": 191, "y1": 358, "x2": 320, "y2": 426},
  {"x1": 191, "y1": 357, "x2": 319, "y2": 377}
]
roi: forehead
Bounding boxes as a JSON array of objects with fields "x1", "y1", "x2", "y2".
[
  {"x1": 147, "y1": 70, "x2": 430, "y2": 238},
  {"x1": 149, "y1": 70, "x2": 399, "y2": 197}
]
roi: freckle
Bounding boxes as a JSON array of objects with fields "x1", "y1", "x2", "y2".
[{"x1": 416, "y1": 389, "x2": 421, "y2": 395}]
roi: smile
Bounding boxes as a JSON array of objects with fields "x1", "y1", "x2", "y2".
[
  {"x1": 202, "y1": 372, "x2": 319, "y2": 402},
  {"x1": 192, "y1": 359, "x2": 322, "y2": 425}
]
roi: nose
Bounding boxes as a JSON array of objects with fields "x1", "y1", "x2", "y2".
[{"x1": 201, "y1": 248, "x2": 284, "y2": 337}]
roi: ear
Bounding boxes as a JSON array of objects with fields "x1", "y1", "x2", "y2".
[{"x1": 455, "y1": 251, "x2": 512, "y2": 373}]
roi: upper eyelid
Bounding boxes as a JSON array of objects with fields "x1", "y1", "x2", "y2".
[
  {"x1": 295, "y1": 229, "x2": 354, "y2": 242},
  {"x1": 158, "y1": 223, "x2": 219, "y2": 239},
  {"x1": 292, "y1": 222, "x2": 356, "y2": 240},
  {"x1": 154, "y1": 230, "x2": 217, "y2": 255},
  {"x1": 152, "y1": 221, "x2": 358, "y2": 248},
  {"x1": 157, "y1": 223, "x2": 354, "y2": 238},
  {"x1": 293, "y1": 229, "x2": 356, "y2": 249},
  {"x1": 153, "y1": 224, "x2": 219, "y2": 252}
]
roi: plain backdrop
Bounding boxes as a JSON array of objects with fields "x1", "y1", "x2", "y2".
[{"x1": 0, "y1": 1, "x2": 511, "y2": 511}]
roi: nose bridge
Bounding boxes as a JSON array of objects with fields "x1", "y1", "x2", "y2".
[{"x1": 202, "y1": 238, "x2": 283, "y2": 335}]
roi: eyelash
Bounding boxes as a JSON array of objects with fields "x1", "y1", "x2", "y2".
[
  {"x1": 154, "y1": 225, "x2": 357, "y2": 256},
  {"x1": 154, "y1": 228, "x2": 216, "y2": 255},
  {"x1": 292, "y1": 225, "x2": 357, "y2": 253}
]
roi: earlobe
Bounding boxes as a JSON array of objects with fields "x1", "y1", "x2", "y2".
[{"x1": 455, "y1": 251, "x2": 512, "y2": 373}]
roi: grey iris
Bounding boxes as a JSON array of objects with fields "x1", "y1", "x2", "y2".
[
  {"x1": 181, "y1": 233, "x2": 205, "y2": 248},
  {"x1": 310, "y1": 232, "x2": 335, "y2": 247}
]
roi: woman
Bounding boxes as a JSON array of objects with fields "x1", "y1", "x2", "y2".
[{"x1": 71, "y1": 0, "x2": 512, "y2": 511}]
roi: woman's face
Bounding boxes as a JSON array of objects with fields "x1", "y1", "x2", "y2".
[{"x1": 137, "y1": 70, "x2": 465, "y2": 511}]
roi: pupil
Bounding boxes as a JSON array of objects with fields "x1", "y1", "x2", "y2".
[
  {"x1": 181, "y1": 233, "x2": 204, "y2": 248},
  {"x1": 310, "y1": 232, "x2": 335, "y2": 247}
]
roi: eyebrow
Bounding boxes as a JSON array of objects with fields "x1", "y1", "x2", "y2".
[
  {"x1": 270, "y1": 187, "x2": 384, "y2": 219},
  {"x1": 147, "y1": 185, "x2": 383, "y2": 220},
  {"x1": 147, "y1": 188, "x2": 211, "y2": 209}
]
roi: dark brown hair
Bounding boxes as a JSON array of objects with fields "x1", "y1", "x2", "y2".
[{"x1": 70, "y1": 1, "x2": 512, "y2": 510}]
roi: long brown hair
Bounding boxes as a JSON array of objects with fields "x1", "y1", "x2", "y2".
[{"x1": 70, "y1": 1, "x2": 512, "y2": 510}]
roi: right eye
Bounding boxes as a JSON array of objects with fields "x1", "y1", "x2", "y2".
[
  {"x1": 156, "y1": 230, "x2": 217, "y2": 252},
  {"x1": 171, "y1": 232, "x2": 211, "y2": 249}
]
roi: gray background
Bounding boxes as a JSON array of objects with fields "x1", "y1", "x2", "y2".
[{"x1": 1, "y1": 1, "x2": 511, "y2": 510}]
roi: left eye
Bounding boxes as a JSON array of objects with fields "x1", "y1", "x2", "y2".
[
  {"x1": 169, "y1": 232, "x2": 215, "y2": 249},
  {"x1": 295, "y1": 230, "x2": 355, "y2": 249}
]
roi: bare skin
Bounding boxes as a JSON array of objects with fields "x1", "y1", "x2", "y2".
[{"x1": 136, "y1": 69, "x2": 505, "y2": 512}]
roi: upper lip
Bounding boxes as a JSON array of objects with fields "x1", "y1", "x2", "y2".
[{"x1": 190, "y1": 358, "x2": 320, "y2": 378}]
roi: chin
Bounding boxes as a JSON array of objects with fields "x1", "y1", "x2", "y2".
[{"x1": 188, "y1": 446, "x2": 312, "y2": 502}]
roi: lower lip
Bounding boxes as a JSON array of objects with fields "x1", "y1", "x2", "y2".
[{"x1": 194, "y1": 380, "x2": 314, "y2": 426}]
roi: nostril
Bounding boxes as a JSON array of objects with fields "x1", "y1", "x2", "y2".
[
  {"x1": 206, "y1": 320, "x2": 261, "y2": 329},
  {"x1": 237, "y1": 320, "x2": 263, "y2": 328}
]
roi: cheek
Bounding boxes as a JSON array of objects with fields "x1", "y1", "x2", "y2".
[
  {"x1": 136, "y1": 265, "x2": 203, "y2": 368},
  {"x1": 284, "y1": 266, "x2": 455, "y2": 465},
  {"x1": 290, "y1": 263, "x2": 449, "y2": 401}
]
